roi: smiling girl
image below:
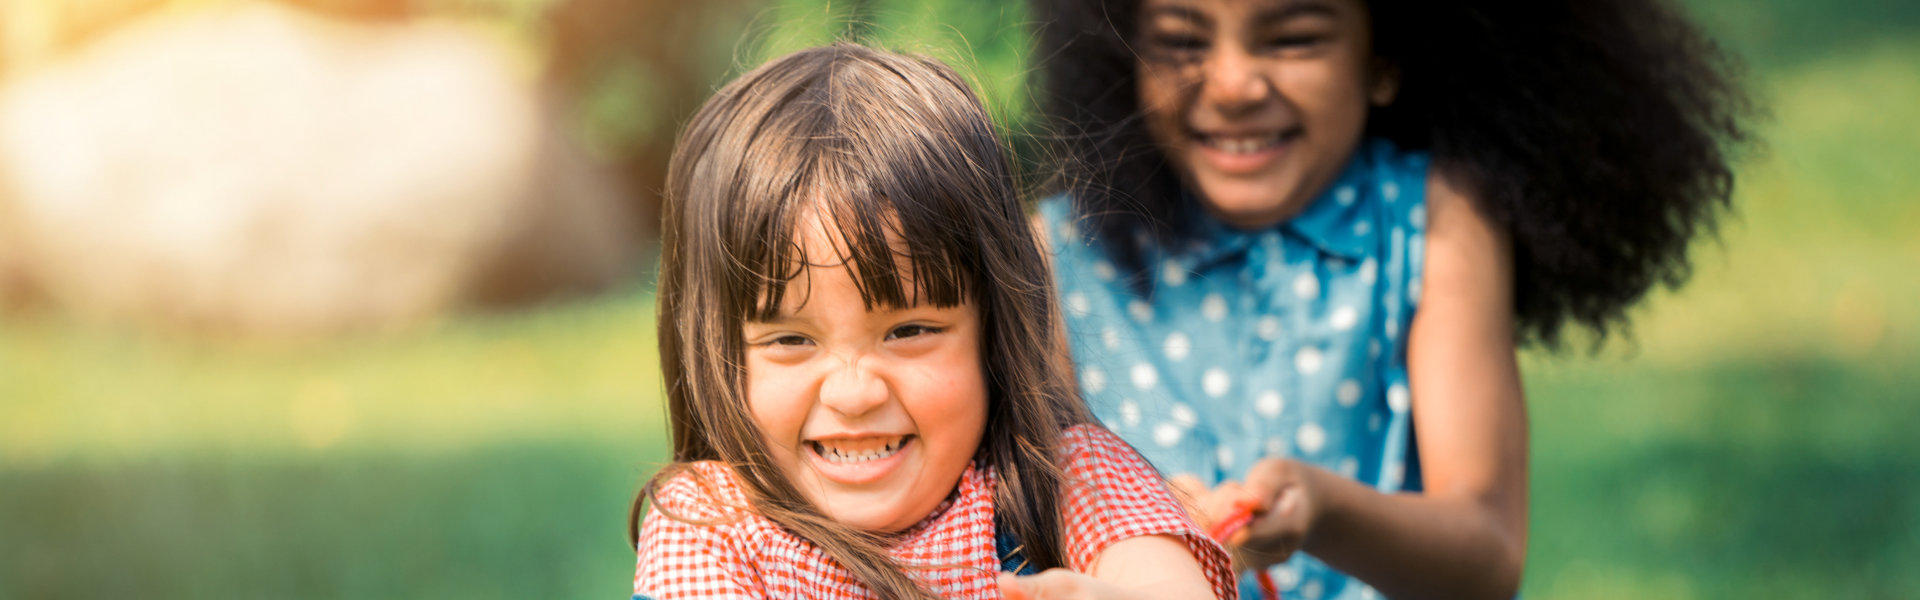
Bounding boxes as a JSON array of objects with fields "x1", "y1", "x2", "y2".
[
  {"x1": 628, "y1": 43, "x2": 1237, "y2": 600},
  {"x1": 1033, "y1": 0, "x2": 1751, "y2": 598}
]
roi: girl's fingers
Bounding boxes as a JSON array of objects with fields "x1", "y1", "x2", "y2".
[
  {"x1": 1273, "y1": 486, "x2": 1303, "y2": 519},
  {"x1": 1228, "y1": 458, "x2": 1317, "y2": 571},
  {"x1": 1241, "y1": 458, "x2": 1295, "y2": 502},
  {"x1": 1167, "y1": 474, "x2": 1212, "y2": 526},
  {"x1": 1168, "y1": 474, "x2": 1209, "y2": 498},
  {"x1": 998, "y1": 573, "x2": 1032, "y2": 600}
]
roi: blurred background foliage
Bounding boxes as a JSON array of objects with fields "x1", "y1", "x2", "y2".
[{"x1": 1, "y1": 0, "x2": 1916, "y2": 597}]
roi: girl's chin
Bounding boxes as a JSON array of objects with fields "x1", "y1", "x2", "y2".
[
  {"x1": 1198, "y1": 191, "x2": 1304, "y2": 229},
  {"x1": 821, "y1": 494, "x2": 919, "y2": 533}
]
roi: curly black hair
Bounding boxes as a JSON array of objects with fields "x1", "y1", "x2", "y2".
[{"x1": 1031, "y1": 0, "x2": 1756, "y2": 348}]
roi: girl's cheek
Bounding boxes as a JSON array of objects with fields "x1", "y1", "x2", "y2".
[{"x1": 744, "y1": 365, "x2": 809, "y2": 436}]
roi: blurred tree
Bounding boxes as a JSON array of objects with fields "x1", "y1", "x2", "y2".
[{"x1": 541, "y1": 0, "x2": 758, "y2": 244}]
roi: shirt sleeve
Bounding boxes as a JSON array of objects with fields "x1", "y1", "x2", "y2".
[
  {"x1": 1059, "y1": 425, "x2": 1240, "y2": 600},
  {"x1": 632, "y1": 469, "x2": 762, "y2": 600}
]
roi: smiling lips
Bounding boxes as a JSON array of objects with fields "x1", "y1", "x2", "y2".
[
  {"x1": 806, "y1": 435, "x2": 914, "y2": 483},
  {"x1": 1192, "y1": 128, "x2": 1299, "y2": 174},
  {"x1": 810, "y1": 435, "x2": 910, "y2": 464},
  {"x1": 1195, "y1": 131, "x2": 1290, "y2": 153}
]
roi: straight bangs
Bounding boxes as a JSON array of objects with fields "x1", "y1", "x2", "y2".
[
  {"x1": 730, "y1": 165, "x2": 981, "y2": 324},
  {"x1": 718, "y1": 59, "x2": 999, "y2": 325}
]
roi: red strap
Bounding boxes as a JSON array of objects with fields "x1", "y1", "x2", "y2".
[{"x1": 1206, "y1": 505, "x2": 1281, "y2": 600}]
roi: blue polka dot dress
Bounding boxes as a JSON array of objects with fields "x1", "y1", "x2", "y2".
[{"x1": 1041, "y1": 139, "x2": 1429, "y2": 600}]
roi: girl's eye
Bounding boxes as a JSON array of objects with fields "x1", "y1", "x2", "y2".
[
  {"x1": 1263, "y1": 34, "x2": 1326, "y2": 52},
  {"x1": 1150, "y1": 34, "x2": 1208, "y2": 51},
  {"x1": 1141, "y1": 30, "x2": 1209, "y2": 62},
  {"x1": 768, "y1": 335, "x2": 812, "y2": 347},
  {"x1": 886, "y1": 324, "x2": 942, "y2": 341}
]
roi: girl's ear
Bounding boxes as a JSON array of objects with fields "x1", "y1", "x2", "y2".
[{"x1": 1368, "y1": 58, "x2": 1401, "y2": 107}]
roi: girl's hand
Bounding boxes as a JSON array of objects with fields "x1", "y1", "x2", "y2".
[
  {"x1": 1170, "y1": 459, "x2": 1323, "y2": 572},
  {"x1": 1233, "y1": 457, "x2": 1320, "y2": 571}
]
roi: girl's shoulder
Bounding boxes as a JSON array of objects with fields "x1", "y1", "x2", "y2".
[
  {"x1": 1058, "y1": 424, "x2": 1137, "y2": 463},
  {"x1": 1053, "y1": 425, "x2": 1239, "y2": 597},
  {"x1": 1056, "y1": 424, "x2": 1185, "y2": 502},
  {"x1": 633, "y1": 462, "x2": 769, "y2": 598},
  {"x1": 644, "y1": 461, "x2": 760, "y2": 530}
]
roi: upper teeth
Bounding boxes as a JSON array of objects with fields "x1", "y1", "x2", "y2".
[
  {"x1": 815, "y1": 438, "x2": 906, "y2": 464},
  {"x1": 1206, "y1": 135, "x2": 1281, "y2": 154}
]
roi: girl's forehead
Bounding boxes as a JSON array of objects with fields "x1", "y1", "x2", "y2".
[
  {"x1": 791, "y1": 205, "x2": 893, "y2": 266},
  {"x1": 1141, "y1": 0, "x2": 1362, "y2": 22},
  {"x1": 761, "y1": 206, "x2": 931, "y2": 311}
]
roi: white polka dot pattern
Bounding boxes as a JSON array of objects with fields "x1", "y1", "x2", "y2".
[
  {"x1": 1081, "y1": 367, "x2": 1106, "y2": 393},
  {"x1": 1201, "y1": 293, "x2": 1229, "y2": 321},
  {"x1": 1066, "y1": 292, "x2": 1091, "y2": 316},
  {"x1": 1258, "y1": 316, "x2": 1284, "y2": 341},
  {"x1": 1295, "y1": 346, "x2": 1324, "y2": 375},
  {"x1": 1336, "y1": 380, "x2": 1361, "y2": 407},
  {"x1": 1329, "y1": 305, "x2": 1358, "y2": 331},
  {"x1": 1293, "y1": 272, "x2": 1320, "y2": 299},
  {"x1": 1202, "y1": 369, "x2": 1232, "y2": 398},
  {"x1": 1153, "y1": 423, "x2": 1183, "y2": 448},
  {"x1": 1131, "y1": 363, "x2": 1159, "y2": 389},
  {"x1": 1387, "y1": 384, "x2": 1411, "y2": 412},
  {"x1": 1297, "y1": 422, "x2": 1326, "y2": 454},
  {"x1": 1092, "y1": 260, "x2": 1116, "y2": 281},
  {"x1": 1128, "y1": 300, "x2": 1153, "y2": 323},
  {"x1": 1170, "y1": 403, "x2": 1198, "y2": 427},
  {"x1": 1038, "y1": 139, "x2": 1432, "y2": 600},
  {"x1": 1163, "y1": 332, "x2": 1192, "y2": 362},
  {"x1": 1162, "y1": 260, "x2": 1188, "y2": 286},
  {"x1": 1255, "y1": 390, "x2": 1285, "y2": 418}
]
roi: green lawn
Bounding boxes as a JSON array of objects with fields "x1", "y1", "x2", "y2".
[{"x1": 4, "y1": 1, "x2": 1917, "y2": 598}]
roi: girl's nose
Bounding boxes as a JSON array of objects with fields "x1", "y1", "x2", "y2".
[
  {"x1": 1200, "y1": 46, "x2": 1273, "y2": 114},
  {"x1": 819, "y1": 354, "x2": 889, "y2": 417}
]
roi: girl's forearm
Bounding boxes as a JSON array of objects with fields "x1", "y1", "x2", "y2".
[{"x1": 1301, "y1": 464, "x2": 1526, "y2": 600}]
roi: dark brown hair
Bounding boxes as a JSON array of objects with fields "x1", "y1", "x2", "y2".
[
  {"x1": 629, "y1": 43, "x2": 1091, "y2": 599},
  {"x1": 1033, "y1": 0, "x2": 1755, "y2": 348}
]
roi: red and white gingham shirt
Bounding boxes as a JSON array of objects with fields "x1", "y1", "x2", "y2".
[{"x1": 632, "y1": 425, "x2": 1236, "y2": 599}]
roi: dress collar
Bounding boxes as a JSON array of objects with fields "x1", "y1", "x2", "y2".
[{"x1": 890, "y1": 461, "x2": 993, "y2": 547}]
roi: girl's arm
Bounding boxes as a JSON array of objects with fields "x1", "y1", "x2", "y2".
[
  {"x1": 998, "y1": 426, "x2": 1237, "y2": 600},
  {"x1": 1224, "y1": 170, "x2": 1528, "y2": 599},
  {"x1": 999, "y1": 534, "x2": 1220, "y2": 600}
]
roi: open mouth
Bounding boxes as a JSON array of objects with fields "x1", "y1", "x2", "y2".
[
  {"x1": 1193, "y1": 129, "x2": 1299, "y2": 154},
  {"x1": 808, "y1": 435, "x2": 913, "y2": 465}
]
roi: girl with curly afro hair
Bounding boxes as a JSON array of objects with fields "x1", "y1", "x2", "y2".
[{"x1": 1029, "y1": 0, "x2": 1753, "y2": 597}]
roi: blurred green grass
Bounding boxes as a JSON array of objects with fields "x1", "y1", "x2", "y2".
[{"x1": 3, "y1": 0, "x2": 1918, "y2": 598}]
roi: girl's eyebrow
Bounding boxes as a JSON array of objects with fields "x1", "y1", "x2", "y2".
[
  {"x1": 1253, "y1": 0, "x2": 1337, "y2": 24},
  {"x1": 1144, "y1": 5, "x2": 1214, "y2": 28},
  {"x1": 1142, "y1": 0, "x2": 1337, "y2": 29}
]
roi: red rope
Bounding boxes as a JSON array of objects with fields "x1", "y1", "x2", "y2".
[{"x1": 1206, "y1": 505, "x2": 1280, "y2": 600}]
